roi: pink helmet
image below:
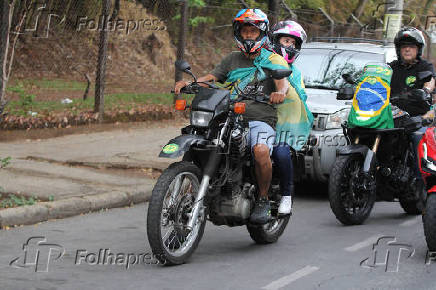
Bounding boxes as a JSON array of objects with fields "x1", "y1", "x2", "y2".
[{"x1": 270, "y1": 20, "x2": 307, "y2": 64}]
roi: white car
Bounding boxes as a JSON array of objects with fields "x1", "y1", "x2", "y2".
[{"x1": 294, "y1": 40, "x2": 397, "y2": 183}]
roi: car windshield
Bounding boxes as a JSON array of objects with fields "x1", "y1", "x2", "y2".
[{"x1": 294, "y1": 48, "x2": 385, "y2": 90}]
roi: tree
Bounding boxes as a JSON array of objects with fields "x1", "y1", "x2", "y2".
[{"x1": 0, "y1": 0, "x2": 28, "y2": 114}]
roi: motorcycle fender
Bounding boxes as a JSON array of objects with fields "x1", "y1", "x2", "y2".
[
  {"x1": 159, "y1": 134, "x2": 209, "y2": 158},
  {"x1": 337, "y1": 145, "x2": 375, "y2": 173},
  {"x1": 337, "y1": 144, "x2": 369, "y2": 157}
]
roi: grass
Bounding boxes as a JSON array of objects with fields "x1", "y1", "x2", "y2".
[
  {"x1": 7, "y1": 79, "x2": 88, "y2": 92},
  {"x1": 4, "y1": 78, "x2": 195, "y2": 117},
  {"x1": 3, "y1": 92, "x2": 193, "y2": 117},
  {"x1": 0, "y1": 193, "x2": 37, "y2": 209}
]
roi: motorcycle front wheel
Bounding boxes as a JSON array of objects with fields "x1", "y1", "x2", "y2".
[
  {"x1": 423, "y1": 193, "x2": 436, "y2": 251},
  {"x1": 147, "y1": 161, "x2": 206, "y2": 265},
  {"x1": 329, "y1": 154, "x2": 376, "y2": 225}
]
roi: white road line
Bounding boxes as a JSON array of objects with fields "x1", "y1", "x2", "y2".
[
  {"x1": 262, "y1": 266, "x2": 319, "y2": 290},
  {"x1": 400, "y1": 217, "x2": 420, "y2": 227},
  {"x1": 344, "y1": 235, "x2": 381, "y2": 252}
]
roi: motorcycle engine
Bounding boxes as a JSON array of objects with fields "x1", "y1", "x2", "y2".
[{"x1": 208, "y1": 183, "x2": 255, "y2": 227}]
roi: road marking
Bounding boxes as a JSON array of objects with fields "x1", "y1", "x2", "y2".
[
  {"x1": 400, "y1": 217, "x2": 419, "y2": 227},
  {"x1": 345, "y1": 235, "x2": 381, "y2": 252},
  {"x1": 262, "y1": 266, "x2": 319, "y2": 290}
]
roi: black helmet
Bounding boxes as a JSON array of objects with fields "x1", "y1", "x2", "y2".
[{"x1": 393, "y1": 27, "x2": 426, "y2": 60}]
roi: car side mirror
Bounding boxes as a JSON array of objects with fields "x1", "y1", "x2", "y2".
[
  {"x1": 342, "y1": 73, "x2": 357, "y2": 85},
  {"x1": 337, "y1": 87, "x2": 354, "y2": 100},
  {"x1": 270, "y1": 69, "x2": 292, "y2": 80}
]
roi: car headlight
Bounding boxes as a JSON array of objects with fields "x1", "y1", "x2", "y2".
[
  {"x1": 190, "y1": 111, "x2": 214, "y2": 127},
  {"x1": 326, "y1": 108, "x2": 350, "y2": 129}
]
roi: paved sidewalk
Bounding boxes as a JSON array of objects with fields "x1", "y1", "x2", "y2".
[{"x1": 0, "y1": 121, "x2": 186, "y2": 227}]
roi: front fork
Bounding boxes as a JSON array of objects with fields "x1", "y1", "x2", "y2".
[{"x1": 354, "y1": 134, "x2": 381, "y2": 174}]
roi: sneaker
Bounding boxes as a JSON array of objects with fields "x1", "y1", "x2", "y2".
[
  {"x1": 250, "y1": 199, "x2": 272, "y2": 225},
  {"x1": 278, "y1": 196, "x2": 292, "y2": 215}
]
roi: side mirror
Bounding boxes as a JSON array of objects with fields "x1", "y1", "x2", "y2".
[
  {"x1": 270, "y1": 69, "x2": 292, "y2": 80},
  {"x1": 175, "y1": 60, "x2": 191, "y2": 73},
  {"x1": 175, "y1": 60, "x2": 197, "y2": 82},
  {"x1": 337, "y1": 87, "x2": 354, "y2": 100},
  {"x1": 342, "y1": 73, "x2": 357, "y2": 85},
  {"x1": 417, "y1": 71, "x2": 434, "y2": 84}
]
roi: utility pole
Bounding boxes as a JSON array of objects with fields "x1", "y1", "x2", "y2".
[
  {"x1": 174, "y1": 0, "x2": 188, "y2": 84},
  {"x1": 383, "y1": 0, "x2": 404, "y2": 43}
]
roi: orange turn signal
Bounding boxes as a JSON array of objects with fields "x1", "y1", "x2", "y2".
[
  {"x1": 175, "y1": 99, "x2": 187, "y2": 111},
  {"x1": 234, "y1": 102, "x2": 246, "y2": 114}
]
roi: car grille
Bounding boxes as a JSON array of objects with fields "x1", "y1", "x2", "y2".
[{"x1": 312, "y1": 113, "x2": 327, "y2": 130}]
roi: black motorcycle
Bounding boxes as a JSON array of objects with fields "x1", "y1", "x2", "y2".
[
  {"x1": 147, "y1": 60, "x2": 294, "y2": 265},
  {"x1": 328, "y1": 71, "x2": 433, "y2": 225}
]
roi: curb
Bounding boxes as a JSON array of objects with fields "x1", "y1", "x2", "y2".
[{"x1": 0, "y1": 187, "x2": 153, "y2": 228}]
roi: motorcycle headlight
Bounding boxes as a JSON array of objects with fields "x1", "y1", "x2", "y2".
[
  {"x1": 190, "y1": 111, "x2": 214, "y2": 127},
  {"x1": 326, "y1": 108, "x2": 350, "y2": 129}
]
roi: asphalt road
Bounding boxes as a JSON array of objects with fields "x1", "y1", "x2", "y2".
[{"x1": 1, "y1": 187, "x2": 435, "y2": 290}]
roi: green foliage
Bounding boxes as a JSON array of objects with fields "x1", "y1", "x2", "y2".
[
  {"x1": 0, "y1": 193, "x2": 37, "y2": 208},
  {"x1": 0, "y1": 157, "x2": 11, "y2": 169},
  {"x1": 189, "y1": 16, "x2": 214, "y2": 27}
]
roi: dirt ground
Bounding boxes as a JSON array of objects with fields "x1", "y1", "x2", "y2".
[{"x1": 0, "y1": 116, "x2": 188, "y2": 143}]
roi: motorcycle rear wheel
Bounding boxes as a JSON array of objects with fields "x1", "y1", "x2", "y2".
[
  {"x1": 329, "y1": 154, "x2": 376, "y2": 225},
  {"x1": 247, "y1": 214, "x2": 290, "y2": 244},
  {"x1": 147, "y1": 161, "x2": 206, "y2": 265},
  {"x1": 423, "y1": 193, "x2": 436, "y2": 251}
]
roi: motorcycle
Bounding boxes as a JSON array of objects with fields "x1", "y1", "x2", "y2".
[
  {"x1": 328, "y1": 70, "x2": 433, "y2": 225},
  {"x1": 418, "y1": 124, "x2": 436, "y2": 251},
  {"x1": 147, "y1": 60, "x2": 294, "y2": 265}
]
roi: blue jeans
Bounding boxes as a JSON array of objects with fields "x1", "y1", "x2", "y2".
[{"x1": 272, "y1": 143, "x2": 294, "y2": 197}]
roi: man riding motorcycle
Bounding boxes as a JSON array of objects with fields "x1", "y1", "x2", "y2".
[
  {"x1": 268, "y1": 20, "x2": 313, "y2": 215},
  {"x1": 174, "y1": 9, "x2": 291, "y2": 224},
  {"x1": 388, "y1": 27, "x2": 436, "y2": 186}
]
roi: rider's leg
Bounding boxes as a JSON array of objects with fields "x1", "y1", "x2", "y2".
[
  {"x1": 272, "y1": 143, "x2": 294, "y2": 214},
  {"x1": 247, "y1": 121, "x2": 276, "y2": 224},
  {"x1": 253, "y1": 144, "x2": 272, "y2": 199}
]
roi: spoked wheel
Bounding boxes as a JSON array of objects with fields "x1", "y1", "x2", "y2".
[
  {"x1": 147, "y1": 161, "x2": 206, "y2": 265},
  {"x1": 247, "y1": 203, "x2": 290, "y2": 244},
  {"x1": 329, "y1": 154, "x2": 376, "y2": 225}
]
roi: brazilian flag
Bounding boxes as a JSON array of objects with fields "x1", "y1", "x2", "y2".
[{"x1": 348, "y1": 64, "x2": 394, "y2": 129}]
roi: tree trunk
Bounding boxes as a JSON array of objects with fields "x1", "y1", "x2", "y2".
[
  {"x1": 346, "y1": 0, "x2": 368, "y2": 23},
  {"x1": 268, "y1": 0, "x2": 279, "y2": 26},
  {"x1": 0, "y1": 0, "x2": 11, "y2": 112},
  {"x1": 94, "y1": 0, "x2": 111, "y2": 122},
  {"x1": 174, "y1": 0, "x2": 188, "y2": 82}
]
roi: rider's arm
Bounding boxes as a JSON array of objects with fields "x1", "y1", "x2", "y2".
[
  {"x1": 270, "y1": 78, "x2": 289, "y2": 104},
  {"x1": 424, "y1": 77, "x2": 435, "y2": 103},
  {"x1": 174, "y1": 74, "x2": 218, "y2": 94}
]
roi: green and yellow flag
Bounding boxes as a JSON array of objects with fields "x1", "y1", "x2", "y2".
[{"x1": 347, "y1": 64, "x2": 394, "y2": 129}]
